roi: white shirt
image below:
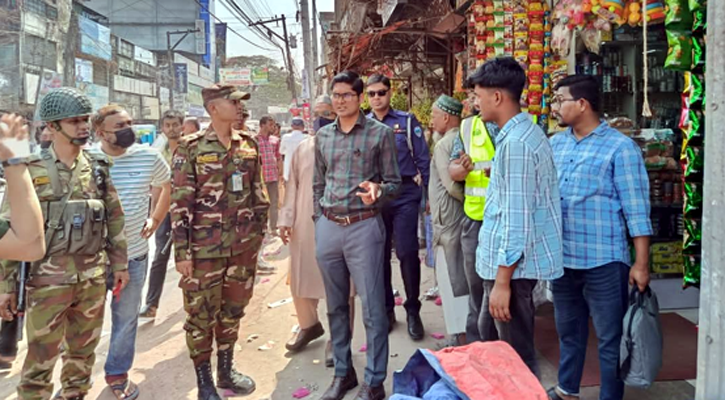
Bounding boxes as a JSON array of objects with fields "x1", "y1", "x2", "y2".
[
  {"x1": 280, "y1": 130, "x2": 307, "y2": 181},
  {"x1": 89, "y1": 143, "x2": 171, "y2": 259}
]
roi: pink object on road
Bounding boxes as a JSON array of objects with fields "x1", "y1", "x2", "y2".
[
  {"x1": 261, "y1": 278, "x2": 271, "y2": 284},
  {"x1": 435, "y1": 297, "x2": 442, "y2": 306},
  {"x1": 430, "y1": 332, "x2": 446, "y2": 340},
  {"x1": 395, "y1": 297, "x2": 404, "y2": 306},
  {"x1": 292, "y1": 387, "x2": 311, "y2": 398},
  {"x1": 359, "y1": 344, "x2": 367, "y2": 352}
]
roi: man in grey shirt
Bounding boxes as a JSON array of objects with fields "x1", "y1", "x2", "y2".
[{"x1": 428, "y1": 95, "x2": 469, "y2": 344}]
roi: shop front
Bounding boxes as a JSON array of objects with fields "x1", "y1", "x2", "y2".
[{"x1": 458, "y1": 0, "x2": 708, "y2": 388}]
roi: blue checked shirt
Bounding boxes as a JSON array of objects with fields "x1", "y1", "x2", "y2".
[
  {"x1": 550, "y1": 122, "x2": 653, "y2": 269},
  {"x1": 476, "y1": 113, "x2": 564, "y2": 281}
]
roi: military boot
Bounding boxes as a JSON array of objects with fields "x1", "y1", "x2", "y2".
[
  {"x1": 216, "y1": 349, "x2": 256, "y2": 395},
  {"x1": 195, "y1": 361, "x2": 222, "y2": 400}
]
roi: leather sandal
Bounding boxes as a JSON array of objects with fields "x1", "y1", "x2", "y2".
[{"x1": 108, "y1": 379, "x2": 139, "y2": 400}]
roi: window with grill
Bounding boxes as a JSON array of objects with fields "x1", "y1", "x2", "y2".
[
  {"x1": 23, "y1": 0, "x2": 58, "y2": 20},
  {"x1": 22, "y1": 35, "x2": 57, "y2": 71},
  {"x1": 119, "y1": 40, "x2": 134, "y2": 59}
]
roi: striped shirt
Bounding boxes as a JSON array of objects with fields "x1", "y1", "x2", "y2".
[
  {"x1": 90, "y1": 143, "x2": 171, "y2": 259},
  {"x1": 476, "y1": 113, "x2": 564, "y2": 281},
  {"x1": 551, "y1": 122, "x2": 653, "y2": 269}
]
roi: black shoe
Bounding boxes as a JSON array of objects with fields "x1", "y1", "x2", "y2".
[
  {"x1": 387, "y1": 312, "x2": 396, "y2": 334},
  {"x1": 285, "y1": 322, "x2": 325, "y2": 351},
  {"x1": 320, "y1": 369, "x2": 358, "y2": 400},
  {"x1": 353, "y1": 383, "x2": 386, "y2": 400},
  {"x1": 216, "y1": 349, "x2": 256, "y2": 395},
  {"x1": 407, "y1": 313, "x2": 425, "y2": 341},
  {"x1": 194, "y1": 361, "x2": 222, "y2": 400}
]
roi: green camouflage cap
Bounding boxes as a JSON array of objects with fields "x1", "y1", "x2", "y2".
[{"x1": 39, "y1": 87, "x2": 94, "y2": 122}]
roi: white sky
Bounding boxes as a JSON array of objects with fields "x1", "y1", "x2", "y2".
[{"x1": 216, "y1": 0, "x2": 335, "y2": 72}]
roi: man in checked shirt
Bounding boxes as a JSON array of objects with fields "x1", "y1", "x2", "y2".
[
  {"x1": 314, "y1": 70, "x2": 400, "y2": 400},
  {"x1": 547, "y1": 76, "x2": 652, "y2": 400}
]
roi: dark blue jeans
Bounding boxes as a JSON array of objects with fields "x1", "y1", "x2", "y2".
[{"x1": 552, "y1": 262, "x2": 629, "y2": 400}]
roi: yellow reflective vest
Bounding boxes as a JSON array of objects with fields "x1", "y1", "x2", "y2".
[{"x1": 461, "y1": 116, "x2": 495, "y2": 221}]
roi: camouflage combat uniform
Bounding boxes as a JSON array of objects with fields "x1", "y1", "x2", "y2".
[
  {"x1": 171, "y1": 127, "x2": 269, "y2": 366},
  {"x1": 0, "y1": 146, "x2": 128, "y2": 400}
]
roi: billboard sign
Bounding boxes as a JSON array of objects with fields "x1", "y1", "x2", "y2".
[{"x1": 219, "y1": 68, "x2": 251, "y2": 86}]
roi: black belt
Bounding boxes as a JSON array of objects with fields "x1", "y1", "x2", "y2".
[{"x1": 402, "y1": 176, "x2": 418, "y2": 184}]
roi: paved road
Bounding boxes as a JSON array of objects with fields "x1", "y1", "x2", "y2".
[{"x1": 0, "y1": 238, "x2": 695, "y2": 400}]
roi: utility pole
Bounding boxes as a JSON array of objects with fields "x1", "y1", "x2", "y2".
[
  {"x1": 696, "y1": 0, "x2": 725, "y2": 398},
  {"x1": 166, "y1": 29, "x2": 199, "y2": 109},
  {"x1": 311, "y1": 0, "x2": 320, "y2": 95},
  {"x1": 300, "y1": 0, "x2": 314, "y2": 100},
  {"x1": 250, "y1": 15, "x2": 298, "y2": 99}
]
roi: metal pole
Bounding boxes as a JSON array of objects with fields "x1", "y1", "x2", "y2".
[
  {"x1": 167, "y1": 31, "x2": 174, "y2": 109},
  {"x1": 281, "y1": 15, "x2": 297, "y2": 99},
  {"x1": 696, "y1": 0, "x2": 725, "y2": 398},
  {"x1": 300, "y1": 0, "x2": 313, "y2": 99},
  {"x1": 311, "y1": 0, "x2": 320, "y2": 94}
]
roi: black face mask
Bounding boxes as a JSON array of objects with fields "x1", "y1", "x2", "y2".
[
  {"x1": 113, "y1": 127, "x2": 136, "y2": 149},
  {"x1": 40, "y1": 140, "x2": 52, "y2": 149},
  {"x1": 314, "y1": 117, "x2": 335, "y2": 132}
]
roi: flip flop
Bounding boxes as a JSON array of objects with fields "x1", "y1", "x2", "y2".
[{"x1": 108, "y1": 379, "x2": 139, "y2": 400}]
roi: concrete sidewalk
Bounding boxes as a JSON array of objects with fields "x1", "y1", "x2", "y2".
[{"x1": 0, "y1": 239, "x2": 695, "y2": 400}]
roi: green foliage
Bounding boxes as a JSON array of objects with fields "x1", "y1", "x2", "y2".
[
  {"x1": 453, "y1": 91, "x2": 468, "y2": 103},
  {"x1": 390, "y1": 90, "x2": 408, "y2": 112},
  {"x1": 224, "y1": 55, "x2": 300, "y2": 119},
  {"x1": 411, "y1": 97, "x2": 434, "y2": 128}
]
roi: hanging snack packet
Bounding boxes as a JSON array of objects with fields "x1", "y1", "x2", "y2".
[
  {"x1": 687, "y1": 109, "x2": 704, "y2": 143},
  {"x1": 688, "y1": 0, "x2": 705, "y2": 12},
  {"x1": 665, "y1": 30, "x2": 693, "y2": 71},
  {"x1": 683, "y1": 255, "x2": 701, "y2": 287},
  {"x1": 684, "y1": 181, "x2": 703, "y2": 217},
  {"x1": 692, "y1": 37, "x2": 706, "y2": 72},
  {"x1": 692, "y1": 9, "x2": 707, "y2": 33},
  {"x1": 665, "y1": 0, "x2": 693, "y2": 28},
  {"x1": 685, "y1": 145, "x2": 705, "y2": 177}
]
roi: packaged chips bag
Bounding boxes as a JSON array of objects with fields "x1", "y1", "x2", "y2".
[
  {"x1": 683, "y1": 181, "x2": 703, "y2": 217},
  {"x1": 683, "y1": 254, "x2": 701, "y2": 287},
  {"x1": 665, "y1": 0, "x2": 693, "y2": 28},
  {"x1": 665, "y1": 30, "x2": 693, "y2": 71}
]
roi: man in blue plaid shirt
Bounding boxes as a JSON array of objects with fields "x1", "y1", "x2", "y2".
[
  {"x1": 547, "y1": 75, "x2": 653, "y2": 400},
  {"x1": 472, "y1": 58, "x2": 564, "y2": 377}
]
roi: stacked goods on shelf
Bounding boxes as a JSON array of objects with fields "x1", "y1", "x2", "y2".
[{"x1": 667, "y1": 0, "x2": 706, "y2": 287}]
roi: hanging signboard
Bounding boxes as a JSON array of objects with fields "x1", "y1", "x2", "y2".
[
  {"x1": 174, "y1": 63, "x2": 188, "y2": 94},
  {"x1": 79, "y1": 16, "x2": 112, "y2": 60},
  {"x1": 219, "y1": 68, "x2": 251, "y2": 86},
  {"x1": 75, "y1": 58, "x2": 93, "y2": 83},
  {"x1": 252, "y1": 67, "x2": 270, "y2": 85}
]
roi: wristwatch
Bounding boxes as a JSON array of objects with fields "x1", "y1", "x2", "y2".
[{"x1": 2, "y1": 157, "x2": 30, "y2": 169}]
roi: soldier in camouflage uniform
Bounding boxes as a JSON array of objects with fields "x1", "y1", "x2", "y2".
[
  {"x1": 171, "y1": 84, "x2": 269, "y2": 400},
  {"x1": 0, "y1": 88, "x2": 129, "y2": 400}
]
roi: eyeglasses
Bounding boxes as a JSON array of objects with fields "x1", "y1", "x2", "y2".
[
  {"x1": 367, "y1": 89, "x2": 389, "y2": 98},
  {"x1": 332, "y1": 92, "x2": 358, "y2": 102},
  {"x1": 551, "y1": 97, "x2": 579, "y2": 108}
]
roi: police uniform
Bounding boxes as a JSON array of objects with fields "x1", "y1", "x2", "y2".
[
  {"x1": 171, "y1": 84, "x2": 269, "y2": 398},
  {"x1": 367, "y1": 109, "x2": 430, "y2": 330},
  {"x1": 0, "y1": 146, "x2": 128, "y2": 400}
]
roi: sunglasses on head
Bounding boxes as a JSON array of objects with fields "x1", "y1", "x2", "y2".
[{"x1": 367, "y1": 89, "x2": 389, "y2": 98}]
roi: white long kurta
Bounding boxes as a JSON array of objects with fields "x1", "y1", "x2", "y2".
[{"x1": 278, "y1": 137, "x2": 326, "y2": 299}]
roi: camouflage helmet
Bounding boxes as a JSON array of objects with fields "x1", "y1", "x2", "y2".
[{"x1": 39, "y1": 87, "x2": 93, "y2": 122}]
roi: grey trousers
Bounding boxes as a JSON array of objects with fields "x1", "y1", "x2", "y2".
[
  {"x1": 461, "y1": 217, "x2": 488, "y2": 342},
  {"x1": 479, "y1": 278, "x2": 539, "y2": 377},
  {"x1": 315, "y1": 215, "x2": 389, "y2": 386},
  {"x1": 266, "y1": 181, "x2": 279, "y2": 230}
]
